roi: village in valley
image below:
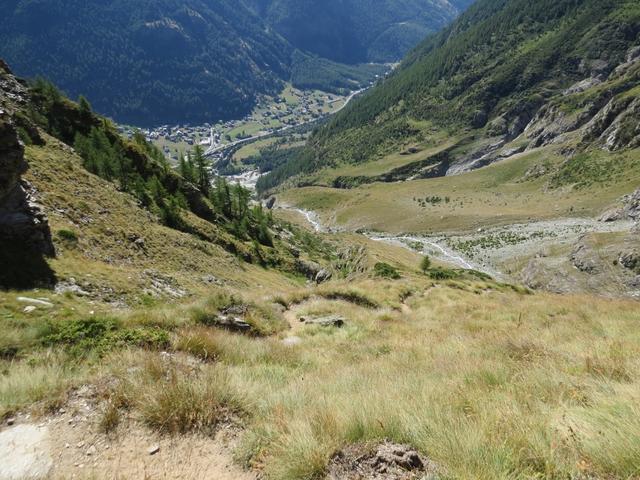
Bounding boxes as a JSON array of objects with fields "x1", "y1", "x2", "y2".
[{"x1": 118, "y1": 85, "x2": 353, "y2": 165}]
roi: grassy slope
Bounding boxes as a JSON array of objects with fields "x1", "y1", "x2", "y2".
[
  {"x1": 2, "y1": 118, "x2": 640, "y2": 480},
  {"x1": 22, "y1": 134, "x2": 300, "y2": 301},
  {"x1": 280, "y1": 145, "x2": 640, "y2": 234}
]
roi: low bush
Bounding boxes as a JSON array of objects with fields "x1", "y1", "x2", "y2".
[
  {"x1": 374, "y1": 262, "x2": 401, "y2": 280},
  {"x1": 57, "y1": 229, "x2": 78, "y2": 242},
  {"x1": 428, "y1": 267, "x2": 459, "y2": 280}
]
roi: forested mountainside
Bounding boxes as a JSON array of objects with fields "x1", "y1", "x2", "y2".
[
  {"x1": 0, "y1": 0, "x2": 473, "y2": 126},
  {"x1": 257, "y1": 0, "x2": 640, "y2": 190},
  {"x1": 0, "y1": 0, "x2": 291, "y2": 126},
  {"x1": 242, "y1": 0, "x2": 475, "y2": 63}
]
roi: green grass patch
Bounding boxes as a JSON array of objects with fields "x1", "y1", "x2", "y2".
[{"x1": 43, "y1": 317, "x2": 170, "y2": 358}]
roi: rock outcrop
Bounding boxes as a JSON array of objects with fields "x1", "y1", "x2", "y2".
[
  {"x1": 624, "y1": 189, "x2": 640, "y2": 223},
  {"x1": 582, "y1": 96, "x2": 640, "y2": 151},
  {"x1": 0, "y1": 113, "x2": 54, "y2": 257},
  {"x1": 295, "y1": 258, "x2": 333, "y2": 283},
  {"x1": 0, "y1": 64, "x2": 55, "y2": 288},
  {"x1": 598, "y1": 188, "x2": 640, "y2": 225},
  {"x1": 570, "y1": 240, "x2": 599, "y2": 274}
]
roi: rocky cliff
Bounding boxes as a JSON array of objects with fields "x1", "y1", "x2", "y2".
[{"x1": 0, "y1": 61, "x2": 54, "y2": 288}]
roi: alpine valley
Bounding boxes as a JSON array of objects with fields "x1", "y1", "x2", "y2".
[{"x1": 1, "y1": 1, "x2": 639, "y2": 480}]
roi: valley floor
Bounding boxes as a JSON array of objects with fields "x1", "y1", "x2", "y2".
[{"x1": 277, "y1": 142, "x2": 640, "y2": 300}]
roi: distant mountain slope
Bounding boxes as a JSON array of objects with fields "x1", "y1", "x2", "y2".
[
  {"x1": 327, "y1": 0, "x2": 639, "y2": 133},
  {"x1": 257, "y1": 0, "x2": 640, "y2": 190},
  {"x1": 0, "y1": 0, "x2": 473, "y2": 126},
  {"x1": 243, "y1": 0, "x2": 474, "y2": 63},
  {"x1": 0, "y1": 0, "x2": 291, "y2": 126}
]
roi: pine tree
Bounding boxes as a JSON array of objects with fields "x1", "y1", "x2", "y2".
[
  {"x1": 78, "y1": 95, "x2": 92, "y2": 120},
  {"x1": 420, "y1": 256, "x2": 432, "y2": 273},
  {"x1": 192, "y1": 145, "x2": 211, "y2": 195}
]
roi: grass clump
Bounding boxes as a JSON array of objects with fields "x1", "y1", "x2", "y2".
[
  {"x1": 318, "y1": 288, "x2": 380, "y2": 309},
  {"x1": 174, "y1": 327, "x2": 224, "y2": 362},
  {"x1": 98, "y1": 399, "x2": 121, "y2": 434},
  {"x1": 0, "y1": 354, "x2": 85, "y2": 418},
  {"x1": 373, "y1": 262, "x2": 401, "y2": 280},
  {"x1": 111, "y1": 354, "x2": 246, "y2": 435}
]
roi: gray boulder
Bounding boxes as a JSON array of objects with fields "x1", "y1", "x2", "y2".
[
  {"x1": 315, "y1": 269, "x2": 333, "y2": 284},
  {"x1": 619, "y1": 251, "x2": 640, "y2": 273},
  {"x1": 623, "y1": 189, "x2": 640, "y2": 222},
  {"x1": 299, "y1": 315, "x2": 345, "y2": 327},
  {"x1": 214, "y1": 315, "x2": 252, "y2": 332}
]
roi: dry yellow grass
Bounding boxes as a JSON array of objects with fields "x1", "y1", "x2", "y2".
[{"x1": 3, "y1": 135, "x2": 639, "y2": 480}]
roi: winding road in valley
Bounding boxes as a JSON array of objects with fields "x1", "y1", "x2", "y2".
[{"x1": 205, "y1": 87, "x2": 370, "y2": 157}]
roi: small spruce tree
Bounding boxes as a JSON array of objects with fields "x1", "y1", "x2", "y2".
[{"x1": 420, "y1": 255, "x2": 432, "y2": 273}]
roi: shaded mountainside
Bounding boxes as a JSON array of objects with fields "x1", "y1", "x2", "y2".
[
  {"x1": 257, "y1": 0, "x2": 640, "y2": 191},
  {"x1": 242, "y1": 0, "x2": 475, "y2": 63},
  {"x1": 0, "y1": 0, "x2": 291, "y2": 126},
  {"x1": 0, "y1": 0, "x2": 474, "y2": 126}
]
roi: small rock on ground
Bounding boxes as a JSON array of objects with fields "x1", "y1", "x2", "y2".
[
  {"x1": 17, "y1": 297, "x2": 53, "y2": 308},
  {"x1": 300, "y1": 315, "x2": 345, "y2": 327},
  {"x1": 147, "y1": 445, "x2": 160, "y2": 456}
]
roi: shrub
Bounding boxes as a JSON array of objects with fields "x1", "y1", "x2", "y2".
[
  {"x1": 42, "y1": 317, "x2": 169, "y2": 357},
  {"x1": 57, "y1": 229, "x2": 78, "y2": 242},
  {"x1": 374, "y1": 262, "x2": 401, "y2": 280},
  {"x1": 428, "y1": 267, "x2": 458, "y2": 280}
]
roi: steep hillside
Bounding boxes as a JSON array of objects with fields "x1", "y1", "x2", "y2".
[
  {"x1": 258, "y1": 0, "x2": 640, "y2": 189},
  {"x1": 0, "y1": 61, "x2": 342, "y2": 295}
]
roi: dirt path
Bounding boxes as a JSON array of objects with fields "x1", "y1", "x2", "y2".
[
  {"x1": 0, "y1": 387, "x2": 257, "y2": 480},
  {"x1": 48, "y1": 422, "x2": 254, "y2": 480}
]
